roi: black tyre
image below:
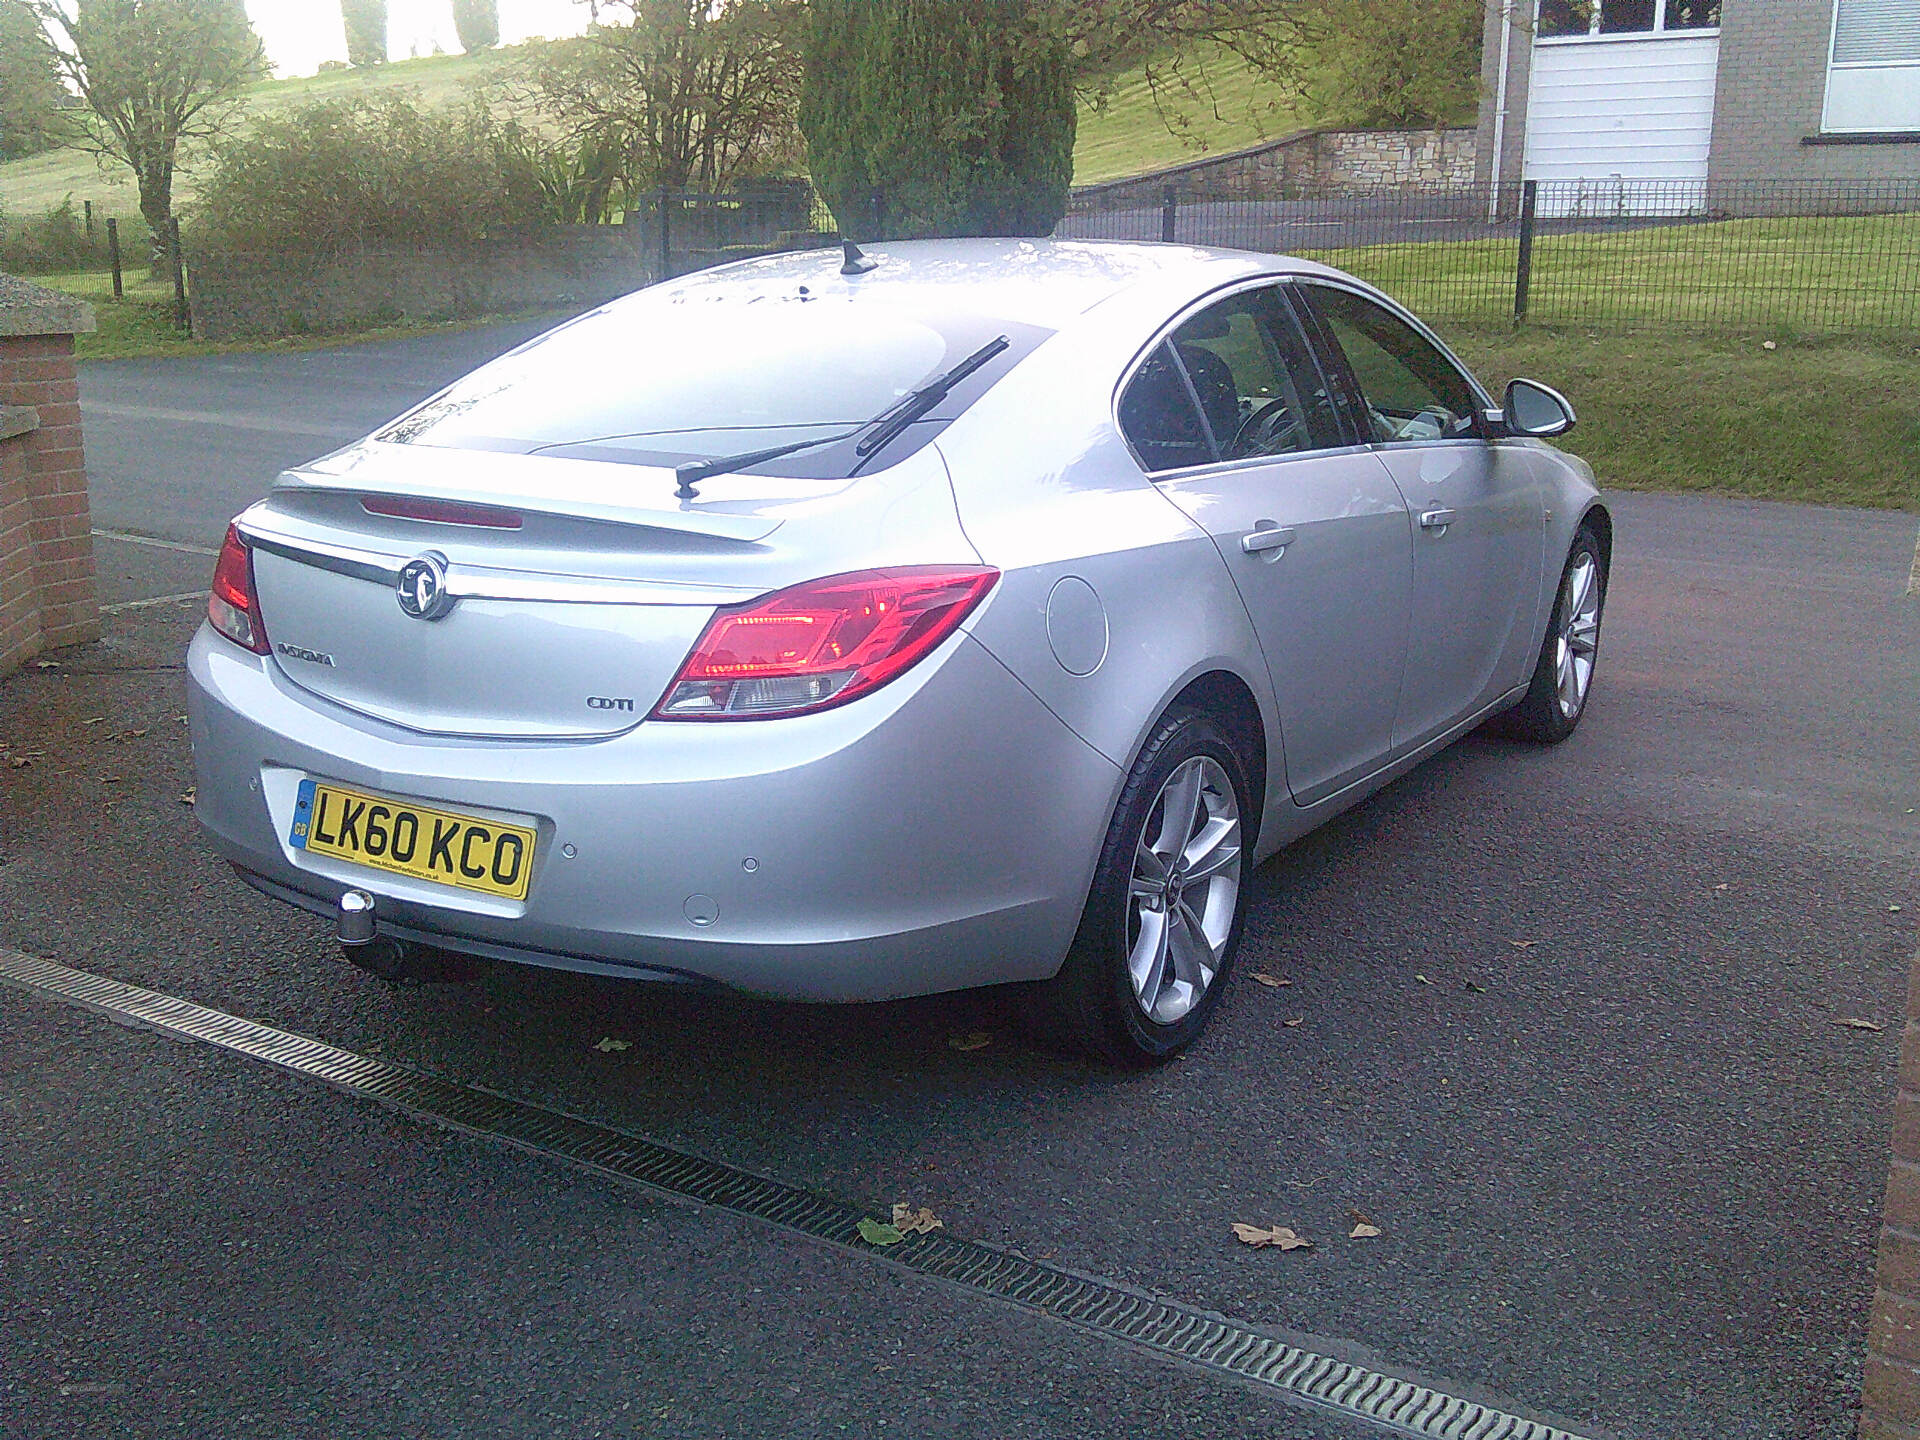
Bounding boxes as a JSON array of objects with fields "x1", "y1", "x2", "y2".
[
  {"x1": 1499, "y1": 523, "x2": 1607, "y2": 744},
  {"x1": 1038, "y1": 708, "x2": 1252, "y2": 1067}
]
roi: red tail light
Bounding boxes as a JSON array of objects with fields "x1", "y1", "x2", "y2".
[
  {"x1": 208, "y1": 524, "x2": 269, "y2": 654},
  {"x1": 655, "y1": 566, "x2": 999, "y2": 720}
]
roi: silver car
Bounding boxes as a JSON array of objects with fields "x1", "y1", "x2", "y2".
[{"x1": 188, "y1": 238, "x2": 1609, "y2": 1065}]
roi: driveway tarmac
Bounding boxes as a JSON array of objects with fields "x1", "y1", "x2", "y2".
[{"x1": 0, "y1": 326, "x2": 1915, "y2": 1439}]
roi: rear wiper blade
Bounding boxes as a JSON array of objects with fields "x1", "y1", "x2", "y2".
[
  {"x1": 673, "y1": 428, "x2": 862, "y2": 500},
  {"x1": 850, "y1": 335, "x2": 1009, "y2": 475},
  {"x1": 672, "y1": 334, "x2": 1011, "y2": 498}
]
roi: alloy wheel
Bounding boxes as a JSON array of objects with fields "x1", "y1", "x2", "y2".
[
  {"x1": 1554, "y1": 551, "x2": 1602, "y2": 721},
  {"x1": 1125, "y1": 755, "x2": 1242, "y2": 1024}
]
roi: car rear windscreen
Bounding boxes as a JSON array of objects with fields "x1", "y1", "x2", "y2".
[{"x1": 377, "y1": 293, "x2": 1053, "y2": 479}]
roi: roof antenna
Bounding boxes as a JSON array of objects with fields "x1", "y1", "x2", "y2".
[{"x1": 841, "y1": 239, "x2": 878, "y2": 276}]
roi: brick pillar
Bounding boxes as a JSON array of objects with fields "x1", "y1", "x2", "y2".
[
  {"x1": 1862, "y1": 943, "x2": 1920, "y2": 1439},
  {"x1": 0, "y1": 275, "x2": 98, "y2": 678}
]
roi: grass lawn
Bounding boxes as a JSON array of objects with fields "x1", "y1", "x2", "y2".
[
  {"x1": 1312, "y1": 211, "x2": 1920, "y2": 336},
  {"x1": 1448, "y1": 326, "x2": 1920, "y2": 511}
]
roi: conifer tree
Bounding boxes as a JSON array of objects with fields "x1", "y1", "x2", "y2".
[
  {"x1": 800, "y1": 0, "x2": 1075, "y2": 240},
  {"x1": 452, "y1": 0, "x2": 498, "y2": 53},
  {"x1": 341, "y1": 0, "x2": 386, "y2": 66}
]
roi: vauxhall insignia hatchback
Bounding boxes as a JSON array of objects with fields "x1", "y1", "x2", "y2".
[{"x1": 188, "y1": 239, "x2": 1609, "y2": 1065}]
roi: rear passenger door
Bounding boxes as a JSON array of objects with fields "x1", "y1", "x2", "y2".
[
  {"x1": 1296, "y1": 281, "x2": 1543, "y2": 751},
  {"x1": 1119, "y1": 282, "x2": 1413, "y2": 807}
]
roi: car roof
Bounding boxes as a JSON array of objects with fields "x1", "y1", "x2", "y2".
[{"x1": 639, "y1": 237, "x2": 1346, "y2": 329}]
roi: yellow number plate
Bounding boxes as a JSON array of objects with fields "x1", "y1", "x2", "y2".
[{"x1": 290, "y1": 779, "x2": 537, "y2": 901}]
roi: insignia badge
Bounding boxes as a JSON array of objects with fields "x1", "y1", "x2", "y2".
[{"x1": 396, "y1": 552, "x2": 455, "y2": 621}]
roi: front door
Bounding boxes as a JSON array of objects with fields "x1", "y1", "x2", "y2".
[
  {"x1": 1118, "y1": 283, "x2": 1412, "y2": 805},
  {"x1": 1296, "y1": 282, "x2": 1543, "y2": 752}
]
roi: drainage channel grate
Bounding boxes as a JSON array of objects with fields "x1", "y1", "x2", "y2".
[{"x1": 2, "y1": 948, "x2": 1599, "y2": 1440}]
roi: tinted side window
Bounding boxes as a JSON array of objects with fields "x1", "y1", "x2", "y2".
[
  {"x1": 1303, "y1": 285, "x2": 1482, "y2": 444},
  {"x1": 1118, "y1": 341, "x2": 1212, "y2": 471},
  {"x1": 1167, "y1": 288, "x2": 1344, "y2": 460}
]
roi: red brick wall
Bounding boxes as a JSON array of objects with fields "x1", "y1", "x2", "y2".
[
  {"x1": 1862, "y1": 945, "x2": 1920, "y2": 1439},
  {"x1": 0, "y1": 330, "x2": 99, "y2": 676}
]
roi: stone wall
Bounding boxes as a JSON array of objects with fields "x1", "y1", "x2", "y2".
[
  {"x1": 189, "y1": 227, "x2": 657, "y2": 343},
  {"x1": 1069, "y1": 127, "x2": 1479, "y2": 209},
  {"x1": 0, "y1": 275, "x2": 98, "y2": 679}
]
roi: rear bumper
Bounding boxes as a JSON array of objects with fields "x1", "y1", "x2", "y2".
[{"x1": 186, "y1": 623, "x2": 1120, "y2": 1001}]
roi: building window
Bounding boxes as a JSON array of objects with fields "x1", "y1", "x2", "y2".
[
  {"x1": 1536, "y1": 0, "x2": 1718, "y2": 37},
  {"x1": 1823, "y1": 0, "x2": 1920, "y2": 132}
]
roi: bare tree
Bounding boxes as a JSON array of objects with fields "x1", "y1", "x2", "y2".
[
  {"x1": 516, "y1": 0, "x2": 803, "y2": 195},
  {"x1": 29, "y1": 0, "x2": 266, "y2": 267}
]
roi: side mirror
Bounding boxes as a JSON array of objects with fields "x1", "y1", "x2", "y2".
[{"x1": 1501, "y1": 378, "x2": 1576, "y2": 438}]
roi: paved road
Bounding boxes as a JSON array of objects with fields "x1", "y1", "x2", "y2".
[
  {"x1": 2, "y1": 329, "x2": 1915, "y2": 1438},
  {"x1": 79, "y1": 321, "x2": 552, "y2": 605}
]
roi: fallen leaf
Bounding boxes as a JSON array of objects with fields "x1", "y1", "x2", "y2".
[
  {"x1": 97, "y1": 775, "x2": 121, "y2": 784},
  {"x1": 32, "y1": 659, "x2": 57, "y2": 669},
  {"x1": 1283, "y1": 1016, "x2": 1303, "y2": 1028},
  {"x1": 593, "y1": 1037, "x2": 632, "y2": 1052},
  {"x1": 1510, "y1": 939, "x2": 1536, "y2": 950},
  {"x1": 1415, "y1": 974, "x2": 1432, "y2": 985},
  {"x1": 1834, "y1": 1018, "x2": 1884, "y2": 1032},
  {"x1": 890, "y1": 1203, "x2": 943, "y2": 1235},
  {"x1": 1893, "y1": 905, "x2": 1905, "y2": 914},
  {"x1": 1464, "y1": 980, "x2": 1487, "y2": 994},
  {"x1": 947, "y1": 1031, "x2": 992, "y2": 1052},
  {"x1": 1713, "y1": 883, "x2": 1729, "y2": 891},
  {"x1": 82, "y1": 716, "x2": 105, "y2": 726},
  {"x1": 1349, "y1": 1222, "x2": 1383, "y2": 1239},
  {"x1": 857, "y1": 1218, "x2": 904, "y2": 1246},
  {"x1": 178, "y1": 788, "x2": 195, "y2": 806},
  {"x1": 1232, "y1": 1223, "x2": 1313, "y2": 1251},
  {"x1": 1250, "y1": 972, "x2": 1292, "y2": 988},
  {"x1": 6, "y1": 757, "x2": 29, "y2": 770}
]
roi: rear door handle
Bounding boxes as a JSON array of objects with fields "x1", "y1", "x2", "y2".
[
  {"x1": 1419, "y1": 508, "x2": 1457, "y2": 531},
  {"x1": 1241, "y1": 524, "x2": 1297, "y2": 555}
]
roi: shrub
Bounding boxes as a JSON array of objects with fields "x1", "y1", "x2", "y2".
[
  {"x1": 0, "y1": 196, "x2": 112, "y2": 274},
  {"x1": 1305, "y1": 0, "x2": 1482, "y2": 129},
  {"x1": 192, "y1": 95, "x2": 551, "y2": 256}
]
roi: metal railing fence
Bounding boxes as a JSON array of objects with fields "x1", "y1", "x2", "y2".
[{"x1": 1057, "y1": 178, "x2": 1920, "y2": 335}]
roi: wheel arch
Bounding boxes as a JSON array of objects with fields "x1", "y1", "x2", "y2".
[
  {"x1": 1579, "y1": 500, "x2": 1614, "y2": 571},
  {"x1": 1160, "y1": 668, "x2": 1269, "y2": 852}
]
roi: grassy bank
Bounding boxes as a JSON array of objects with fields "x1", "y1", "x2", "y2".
[
  {"x1": 1448, "y1": 326, "x2": 1920, "y2": 511},
  {"x1": 0, "y1": 51, "x2": 515, "y2": 222},
  {"x1": 1, "y1": 44, "x2": 1302, "y2": 233},
  {"x1": 1073, "y1": 50, "x2": 1306, "y2": 184}
]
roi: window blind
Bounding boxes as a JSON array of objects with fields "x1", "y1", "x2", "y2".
[{"x1": 1832, "y1": 0, "x2": 1920, "y2": 64}]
